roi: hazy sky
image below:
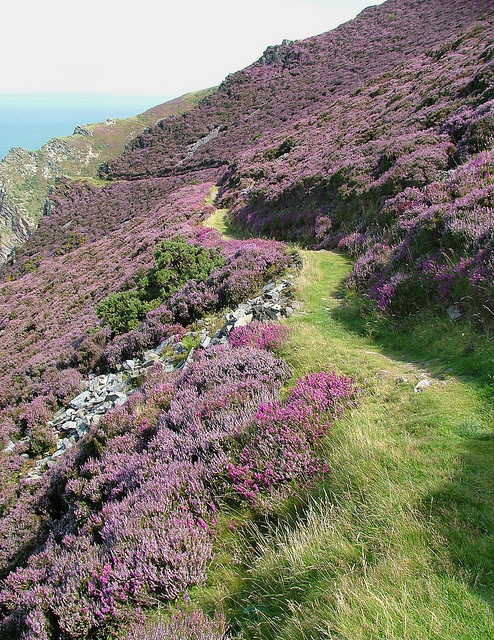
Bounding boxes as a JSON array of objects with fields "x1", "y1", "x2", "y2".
[{"x1": 3, "y1": 0, "x2": 385, "y2": 97}]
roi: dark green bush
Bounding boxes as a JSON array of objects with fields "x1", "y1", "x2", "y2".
[
  {"x1": 96, "y1": 238, "x2": 225, "y2": 334},
  {"x1": 138, "y1": 237, "x2": 225, "y2": 304},
  {"x1": 264, "y1": 137, "x2": 296, "y2": 160},
  {"x1": 96, "y1": 291, "x2": 147, "y2": 335}
]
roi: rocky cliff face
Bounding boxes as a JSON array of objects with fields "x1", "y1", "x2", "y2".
[
  {"x1": 0, "y1": 89, "x2": 215, "y2": 264},
  {"x1": 0, "y1": 193, "x2": 34, "y2": 263},
  {"x1": 0, "y1": 147, "x2": 51, "y2": 262}
]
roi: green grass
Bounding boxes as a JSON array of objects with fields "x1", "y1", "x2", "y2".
[
  {"x1": 196, "y1": 211, "x2": 494, "y2": 639},
  {"x1": 203, "y1": 188, "x2": 250, "y2": 240}
]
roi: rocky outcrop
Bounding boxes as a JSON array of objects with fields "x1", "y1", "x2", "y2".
[
  {"x1": 258, "y1": 39, "x2": 295, "y2": 66},
  {"x1": 0, "y1": 186, "x2": 33, "y2": 262},
  {"x1": 209, "y1": 278, "x2": 296, "y2": 345},
  {"x1": 73, "y1": 125, "x2": 93, "y2": 137},
  {"x1": 0, "y1": 149, "x2": 44, "y2": 261}
]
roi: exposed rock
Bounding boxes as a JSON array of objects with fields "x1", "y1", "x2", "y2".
[
  {"x1": 447, "y1": 304, "x2": 462, "y2": 320},
  {"x1": 69, "y1": 391, "x2": 91, "y2": 409},
  {"x1": 414, "y1": 378, "x2": 432, "y2": 392},
  {"x1": 73, "y1": 125, "x2": 93, "y2": 137},
  {"x1": 233, "y1": 313, "x2": 254, "y2": 328},
  {"x1": 2, "y1": 440, "x2": 15, "y2": 454},
  {"x1": 258, "y1": 40, "x2": 295, "y2": 66},
  {"x1": 19, "y1": 275, "x2": 298, "y2": 480},
  {"x1": 177, "y1": 127, "x2": 222, "y2": 166}
]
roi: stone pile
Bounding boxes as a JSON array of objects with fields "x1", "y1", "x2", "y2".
[
  {"x1": 20, "y1": 277, "x2": 298, "y2": 480},
  {"x1": 206, "y1": 278, "x2": 296, "y2": 346}
]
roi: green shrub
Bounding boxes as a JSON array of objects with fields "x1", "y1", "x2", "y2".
[
  {"x1": 264, "y1": 137, "x2": 296, "y2": 160},
  {"x1": 96, "y1": 291, "x2": 147, "y2": 335},
  {"x1": 138, "y1": 237, "x2": 225, "y2": 304},
  {"x1": 96, "y1": 238, "x2": 225, "y2": 335}
]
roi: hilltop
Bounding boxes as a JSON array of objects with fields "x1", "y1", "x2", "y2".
[{"x1": 0, "y1": 0, "x2": 493, "y2": 638}]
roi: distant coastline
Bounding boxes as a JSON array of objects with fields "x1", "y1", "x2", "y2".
[{"x1": 0, "y1": 93, "x2": 170, "y2": 161}]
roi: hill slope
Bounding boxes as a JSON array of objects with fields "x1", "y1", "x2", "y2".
[
  {"x1": 0, "y1": 0, "x2": 493, "y2": 637},
  {"x1": 0, "y1": 88, "x2": 214, "y2": 262}
]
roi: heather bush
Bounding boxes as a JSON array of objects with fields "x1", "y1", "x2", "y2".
[
  {"x1": 20, "y1": 396, "x2": 55, "y2": 432},
  {"x1": 347, "y1": 243, "x2": 394, "y2": 291},
  {"x1": 74, "y1": 329, "x2": 111, "y2": 373},
  {"x1": 337, "y1": 231, "x2": 375, "y2": 258},
  {"x1": 213, "y1": 240, "x2": 291, "y2": 306},
  {"x1": 103, "y1": 321, "x2": 183, "y2": 369},
  {"x1": 455, "y1": 99, "x2": 494, "y2": 159},
  {"x1": 168, "y1": 280, "x2": 220, "y2": 325},
  {"x1": 180, "y1": 344, "x2": 291, "y2": 394},
  {"x1": 0, "y1": 416, "x2": 16, "y2": 448},
  {"x1": 228, "y1": 371, "x2": 356, "y2": 505},
  {"x1": 229, "y1": 321, "x2": 291, "y2": 352},
  {"x1": 126, "y1": 609, "x2": 234, "y2": 640},
  {"x1": 0, "y1": 342, "x2": 292, "y2": 637},
  {"x1": 41, "y1": 368, "x2": 83, "y2": 404},
  {"x1": 346, "y1": 152, "x2": 494, "y2": 317},
  {"x1": 96, "y1": 467, "x2": 214, "y2": 603}
]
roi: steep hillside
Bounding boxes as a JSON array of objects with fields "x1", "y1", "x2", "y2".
[
  {"x1": 96, "y1": 0, "x2": 494, "y2": 321},
  {"x1": 102, "y1": 0, "x2": 491, "y2": 181},
  {"x1": 0, "y1": 0, "x2": 493, "y2": 638},
  {"x1": 0, "y1": 88, "x2": 214, "y2": 262}
]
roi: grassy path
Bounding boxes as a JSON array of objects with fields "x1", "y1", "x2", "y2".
[{"x1": 200, "y1": 212, "x2": 494, "y2": 639}]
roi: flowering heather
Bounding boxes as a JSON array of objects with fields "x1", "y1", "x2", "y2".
[
  {"x1": 0, "y1": 0, "x2": 492, "y2": 635},
  {"x1": 229, "y1": 321, "x2": 291, "y2": 352},
  {"x1": 93, "y1": 1, "x2": 494, "y2": 263},
  {"x1": 0, "y1": 342, "x2": 292, "y2": 637},
  {"x1": 0, "y1": 172, "x2": 290, "y2": 446},
  {"x1": 126, "y1": 609, "x2": 234, "y2": 640},
  {"x1": 103, "y1": 0, "x2": 490, "y2": 184},
  {"x1": 1, "y1": 0, "x2": 490, "y2": 443},
  {"x1": 228, "y1": 371, "x2": 356, "y2": 505},
  {"x1": 0, "y1": 323, "x2": 357, "y2": 639},
  {"x1": 346, "y1": 152, "x2": 494, "y2": 316},
  {"x1": 0, "y1": 181, "x2": 214, "y2": 400}
]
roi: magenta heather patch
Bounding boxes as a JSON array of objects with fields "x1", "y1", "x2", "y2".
[
  {"x1": 287, "y1": 371, "x2": 357, "y2": 412},
  {"x1": 345, "y1": 151, "x2": 494, "y2": 317},
  {"x1": 20, "y1": 396, "x2": 54, "y2": 430},
  {"x1": 229, "y1": 321, "x2": 291, "y2": 352},
  {"x1": 228, "y1": 371, "x2": 356, "y2": 505},
  {"x1": 0, "y1": 182, "x2": 219, "y2": 436},
  {"x1": 126, "y1": 608, "x2": 233, "y2": 640}
]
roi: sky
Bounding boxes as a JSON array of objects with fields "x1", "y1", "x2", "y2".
[{"x1": 2, "y1": 0, "x2": 385, "y2": 98}]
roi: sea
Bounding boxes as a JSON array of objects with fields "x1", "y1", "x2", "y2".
[{"x1": 0, "y1": 94, "x2": 171, "y2": 161}]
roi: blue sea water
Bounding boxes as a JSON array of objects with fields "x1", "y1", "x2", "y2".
[{"x1": 0, "y1": 94, "x2": 172, "y2": 161}]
